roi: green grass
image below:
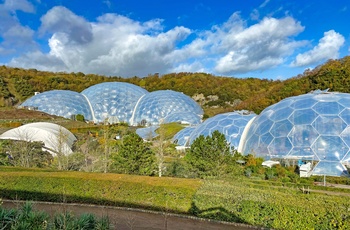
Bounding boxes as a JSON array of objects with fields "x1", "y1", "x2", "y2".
[
  {"x1": 1, "y1": 166, "x2": 350, "y2": 229},
  {"x1": 0, "y1": 167, "x2": 202, "y2": 213}
]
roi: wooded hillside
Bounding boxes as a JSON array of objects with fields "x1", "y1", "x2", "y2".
[{"x1": 1, "y1": 56, "x2": 350, "y2": 116}]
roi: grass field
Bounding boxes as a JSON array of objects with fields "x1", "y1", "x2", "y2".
[{"x1": 0, "y1": 167, "x2": 350, "y2": 229}]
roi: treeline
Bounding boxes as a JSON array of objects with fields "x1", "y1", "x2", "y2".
[{"x1": 2, "y1": 56, "x2": 350, "y2": 114}]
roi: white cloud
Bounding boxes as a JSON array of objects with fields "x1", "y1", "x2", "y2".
[
  {"x1": 40, "y1": 6, "x2": 93, "y2": 44},
  {"x1": 0, "y1": 1, "x2": 36, "y2": 56},
  {"x1": 4, "y1": 0, "x2": 34, "y2": 13},
  {"x1": 11, "y1": 7, "x2": 192, "y2": 77},
  {"x1": 6, "y1": 7, "x2": 314, "y2": 78},
  {"x1": 292, "y1": 30, "x2": 345, "y2": 67},
  {"x1": 207, "y1": 14, "x2": 306, "y2": 74}
]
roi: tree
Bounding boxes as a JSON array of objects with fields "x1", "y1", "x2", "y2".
[
  {"x1": 111, "y1": 132, "x2": 156, "y2": 175},
  {"x1": 185, "y1": 130, "x2": 234, "y2": 177}
]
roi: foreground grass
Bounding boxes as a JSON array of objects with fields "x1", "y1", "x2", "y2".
[
  {"x1": 193, "y1": 178, "x2": 350, "y2": 229},
  {"x1": 0, "y1": 167, "x2": 201, "y2": 213},
  {"x1": 1, "y1": 167, "x2": 350, "y2": 229}
]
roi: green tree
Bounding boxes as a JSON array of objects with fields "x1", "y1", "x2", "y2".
[
  {"x1": 111, "y1": 132, "x2": 156, "y2": 175},
  {"x1": 185, "y1": 130, "x2": 234, "y2": 177}
]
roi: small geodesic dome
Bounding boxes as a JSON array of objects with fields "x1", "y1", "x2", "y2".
[
  {"x1": 0, "y1": 122, "x2": 76, "y2": 156},
  {"x1": 172, "y1": 126, "x2": 197, "y2": 146},
  {"x1": 131, "y1": 90, "x2": 203, "y2": 126},
  {"x1": 240, "y1": 90, "x2": 350, "y2": 176},
  {"x1": 188, "y1": 111, "x2": 256, "y2": 149},
  {"x1": 21, "y1": 90, "x2": 93, "y2": 120},
  {"x1": 163, "y1": 112, "x2": 202, "y2": 125},
  {"x1": 81, "y1": 82, "x2": 148, "y2": 123}
]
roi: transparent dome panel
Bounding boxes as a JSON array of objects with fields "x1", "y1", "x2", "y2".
[
  {"x1": 288, "y1": 125, "x2": 318, "y2": 147},
  {"x1": 267, "y1": 137, "x2": 292, "y2": 158},
  {"x1": 270, "y1": 107, "x2": 293, "y2": 121},
  {"x1": 312, "y1": 116, "x2": 346, "y2": 135},
  {"x1": 270, "y1": 120, "x2": 293, "y2": 138},
  {"x1": 21, "y1": 90, "x2": 93, "y2": 120},
  {"x1": 289, "y1": 109, "x2": 318, "y2": 125},
  {"x1": 313, "y1": 101, "x2": 344, "y2": 115},
  {"x1": 339, "y1": 109, "x2": 350, "y2": 124},
  {"x1": 288, "y1": 147, "x2": 314, "y2": 159},
  {"x1": 312, "y1": 161, "x2": 348, "y2": 177},
  {"x1": 290, "y1": 98, "x2": 317, "y2": 109},
  {"x1": 82, "y1": 82, "x2": 148, "y2": 123},
  {"x1": 312, "y1": 136, "x2": 348, "y2": 161}
]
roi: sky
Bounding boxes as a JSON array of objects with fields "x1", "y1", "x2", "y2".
[{"x1": 0, "y1": 0, "x2": 349, "y2": 79}]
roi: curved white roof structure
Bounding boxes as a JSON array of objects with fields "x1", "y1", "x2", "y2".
[{"x1": 0, "y1": 122, "x2": 76, "y2": 156}]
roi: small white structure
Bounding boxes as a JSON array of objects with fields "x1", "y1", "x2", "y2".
[
  {"x1": 299, "y1": 162, "x2": 312, "y2": 177},
  {"x1": 0, "y1": 122, "x2": 76, "y2": 156},
  {"x1": 262, "y1": 160, "x2": 280, "y2": 168}
]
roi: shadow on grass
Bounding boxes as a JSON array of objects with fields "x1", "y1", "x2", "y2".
[
  {"x1": 0, "y1": 189, "x2": 186, "y2": 215},
  {"x1": 189, "y1": 201, "x2": 246, "y2": 224}
]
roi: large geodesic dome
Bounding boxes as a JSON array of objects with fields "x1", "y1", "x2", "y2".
[
  {"x1": 0, "y1": 122, "x2": 76, "y2": 156},
  {"x1": 131, "y1": 90, "x2": 203, "y2": 126},
  {"x1": 81, "y1": 82, "x2": 148, "y2": 123},
  {"x1": 240, "y1": 90, "x2": 350, "y2": 176},
  {"x1": 188, "y1": 111, "x2": 256, "y2": 149},
  {"x1": 21, "y1": 90, "x2": 93, "y2": 120}
]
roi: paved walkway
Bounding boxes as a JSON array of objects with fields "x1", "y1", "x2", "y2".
[{"x1": 2, "y1": 200, "x2": 263, "y2": 230}]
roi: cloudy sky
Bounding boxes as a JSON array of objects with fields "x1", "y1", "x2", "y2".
[{"x1": 0, "y1": 0, "x2": 349, "y2": 79}]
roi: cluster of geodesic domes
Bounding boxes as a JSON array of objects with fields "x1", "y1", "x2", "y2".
[
  {"x1": 20, "y1": 82, "x2": 203, "y2": 126},
  {"x1": 173, "y1": 90, "x2": 350, "y2": 177}
]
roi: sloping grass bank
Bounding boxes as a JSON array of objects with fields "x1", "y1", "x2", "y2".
[{"x1": 0, "y1": 167, "x2": 201, "y2": 214}]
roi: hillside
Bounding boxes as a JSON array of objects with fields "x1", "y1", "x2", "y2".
[{"x1": 1, "y1": 56, "x2": 350, "y2": 116}]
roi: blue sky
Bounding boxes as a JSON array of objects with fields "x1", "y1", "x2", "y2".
[{"x1": 0, "y1": 0, "x2": 349, "y2": 79}]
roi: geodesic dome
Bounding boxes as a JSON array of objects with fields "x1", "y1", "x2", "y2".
[
  {"x1": 131, "y1": 90, "x2": 203, "y2": 126},
  {"x1": 21, "y1": 90, "x2": 93, "y2": 120},
  {"x1": 163, "y1": 112, "x2": 202, "y2": 125},
  {"x1": 0, "y1": 122, "x2": 76, "y2": 156},
  {"x1": 82, "y1": 82, "x2": 148, "y2": 123},
  {"x1": 188, "y1": 111, "x2": 256, "y2": 149},
  {"x1": 136, "y1": 126, "x2": 159, "y2": 140},
  {"x1": 172, "y1": 126, "x2": 197, "y2": 146},
  {"x1": 240, "y1": 90, "x2": 350, "y2": 176}
]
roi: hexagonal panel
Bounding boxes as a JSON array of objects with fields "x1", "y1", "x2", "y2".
[
  {"x1": 289, "y1": 109, "x2": 318, "y2": 125},
  {"x1": 287, "y1": 147, "x2": 315, "y2": 159},
  {"x1": 312, "y1": 161, "x2": 348, "y2": 176},
  {"x1": 270, "y1": 107, "x2": 293, "y2": 121},
  {"x1": 270, "y1": 120, "x2": 293, "y2": 138},
  {"x1": 267, "y1": 137, "x2": 292, "y2": 158},
  {"x1": 255, "y1": 119, "x2": 273, "y2": 135},
  {"x1": 312, "y1": 115, "x2": 347, "y2": 135},
  {"x1": 288, "y1": 125, "x2": 319, "y2": 147},
  {"x1": 312, "y1": 102, "x2": 344, "y2": 115},
  {"x1": 339, "y1": 109, "x2": 350, "y2": 125},
  {"x1": 340, "y1": 127, "x2": 350, "y2": 147},
  {"x1": 290, "y1": 98, "x2": 317, "y2": 109},
  {"x1": 311, "y1": 136, "x2": 349, "y2": 161}
]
